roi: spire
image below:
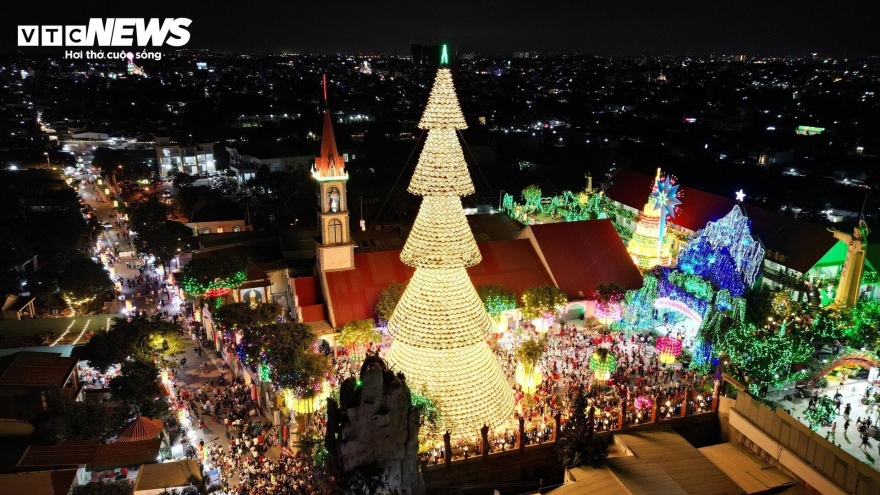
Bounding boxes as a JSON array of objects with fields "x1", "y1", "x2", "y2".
[
  {"x1": 313, "y1": 74, "x2": 346, "y2": 180},
  {"x1": 313, "y1": 111, "x2": 345, "y2": 179}
]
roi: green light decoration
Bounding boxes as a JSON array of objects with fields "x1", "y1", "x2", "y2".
[
  {"x1": 410, "y1": 389, "x2": 442, "y2": 429},
  {"x1": 500, "y1": 189, "x2": 636, "y2": 241},
  {"x1": 181, "y1": 270, "x2": 247, "y2": 298},
  {"x1": 804, "y1": 396, "x2": 836, "y2": 431},
  {"x1": 440, "y1": 44, "x2": 449, "y2": 65},
  {"x1": 589, "y1": 348, "x2": 617, "y2": 381}
]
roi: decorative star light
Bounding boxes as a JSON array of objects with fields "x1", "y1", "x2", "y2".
[
  {"x1": 651, "y1": 176, "x2": 682, "y2": 219},
  {"x1": 650, "y1": 175, "x2": 682, "y2": 265},
  {"x1": 735, "y1": 189, "x2": 746, "y2": 202}
]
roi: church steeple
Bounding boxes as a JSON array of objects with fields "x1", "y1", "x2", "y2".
[{"x1": 314, "y1": 74, "x2": 354, "y2": 273}]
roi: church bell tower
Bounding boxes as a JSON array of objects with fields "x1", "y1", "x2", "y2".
[{"x1": 313, "y1": 79, "x2": 355, "y2": 272}]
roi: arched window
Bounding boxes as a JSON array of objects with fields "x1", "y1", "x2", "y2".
[
  {"x1": 328, "y1": 187, "x2": 340, "y2": 213},
  {"x1": 328, "y1": 219, "x2": 343, "y2": 244}
]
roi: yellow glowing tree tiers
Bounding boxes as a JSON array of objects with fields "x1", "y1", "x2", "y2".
[
  {"x1": 628, "y1": 168, "x2": 677, "y2": 270},
  {"x1": 386, "y1": 66, "x2": 515, "y2": 437}
]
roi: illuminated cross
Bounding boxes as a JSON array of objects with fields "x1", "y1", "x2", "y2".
[
  {"x1": 441, "y1": 44, "x2": 449, "y2": 65},
  {"x1": 735, "y1": 189, "x2": 746, "y2": 202}
]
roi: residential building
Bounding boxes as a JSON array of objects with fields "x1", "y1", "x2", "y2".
[{"x1": 154, "y1": 140, "x2": 215, "y2": 177}]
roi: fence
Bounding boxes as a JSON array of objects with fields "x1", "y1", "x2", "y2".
[{"x1": 733, "y1": 392, "x2": 880, "y2": 495}]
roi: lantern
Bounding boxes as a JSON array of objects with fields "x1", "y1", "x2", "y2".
[
  {"x1": 634, "y1": 396, "x2": 653, "y2": 411},
  {"x1": 655, "y1": 336, "x2": 682, "y2": 364},
  {"x1": 589, "y1": 349, "x2": 617, "y2": 381},
  {"x1": 515, "y1": 361, "x2": 543, "y2": 395},
  {"x1": 595, "y1": 302, "x2": 622, "y2": 325}
]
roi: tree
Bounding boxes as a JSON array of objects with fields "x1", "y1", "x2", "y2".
[
  {"x1": 240, "y1": 322, "x2": 331, "y2": 398},
  {"x1": 72, "y1": 481, "x2": 133, "y2": 495},
  {"x1": 179, "y1": 254, "x2": 247, "y2": 298},
  {"x1": 127, "y1": 198, "x2": 192, "y2": 268},
  {"x1": 83, "y1": 316, "x2": 186, "y2": 371},
  {"x1": 476, "y1": 284, "x2": 517, "y2": 319},
  {"x1": 57, "y1": 257, "x2": 114, "y2": 314},
  {"x1": 804, "y1": 396, "x2": 836, "y2": 431},
  {"x1": 515, "y1": 336, "x2": 546, "y2": 376},
  {"x1": 110, "y1": 359, "x2": 168, "y2": 419},
  {"x1": 337, "y1": 319, "x2": 382, "y2": 358},
  {"x1": 522, "y1": 185, "x2": 542, "y2": 213},
  {"x1": 32, "y1": 391, "x2": 119, "y2": 444},
  {"x1": 592, "y1": 282, "x2": 626, "y2": 305},
  {"x1": 557, "y1": 388, "x2": 608, "y2": 468},
  {"x1": 213, "y1": 301, "x2": 281, "y2": 329},
  {"x1": 521, "y1": 285, "x2": 568, "y2": 320},
  {"x1": 375, "y1": 282, "x2": 407, "y2": 325}
]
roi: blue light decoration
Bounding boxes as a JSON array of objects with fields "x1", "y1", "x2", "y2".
[
  {"x1": 650, "y1": 174, "x2": 682, "y2": 263},
  {"x1": 692, "y1": 338, "x2": 713, "y2": 366},
  {"x1": 676, "y1": 205, "x2": 765, "y2": 297}
]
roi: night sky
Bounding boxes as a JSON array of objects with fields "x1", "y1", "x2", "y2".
[{"x1": 3, "y1": 0, "x2": 880, "y2": 55}]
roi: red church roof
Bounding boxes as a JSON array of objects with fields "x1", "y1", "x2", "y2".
[
  {"x1": 314, "y1": 111, "x2": 345, "y2": 177},
  {"x1": 324, "y1": 239, "x2": 554, "y2": 327},
  {"x1": 604, "y1": 168, "x2": 839, "y2": 273},
  {"x1": 523, "y1": 219, "x2": 645, "y2": 299}
]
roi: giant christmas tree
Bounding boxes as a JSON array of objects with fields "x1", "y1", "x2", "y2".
[{"x1": 385, "y1": 66, "x2": 515, "y2": 437}]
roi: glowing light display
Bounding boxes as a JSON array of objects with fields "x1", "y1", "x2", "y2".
[
  {"x1": 676, "y1": 205, "x2": 765, "y2": 295},
  {"x1": 655, "y1": 336, "x2": 683, "y2": 364},
  {"x1": 628, "y1": 169, "x2": 678, "y2": 270},
  {"x1": 386, "y1": 67, "x2": 514, "y2": 436},
  {"x1": 589, "y1": 348, "x2": 617, "y2": 381},
  {"x1": 515, "y1": 361, "x2": 543, "y2": 395},
  {"x1": 634, "y1": 395, "x2": 653, "y2": 411},
  {"x1": 654, "y1": 297, "x2": 703, "y2": 326}
]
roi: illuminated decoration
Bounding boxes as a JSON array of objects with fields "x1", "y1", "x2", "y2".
[
  {"x1": 515, "y1": 361, "x2": 543, "y2": 395},
  {"x1": 589, "y1": 348, "x2": 617, "y2": 381},
  {"x1": 407, "y1": 128, "x2": 474, "y2": 197},
  {"x1": 181, "y1": 271, "x2": 246, "y2": 298},
  {"x1": 676, "y1": 206, "x2": 765, "y2": 296},
  {"x1": 440, "y1": 44, "x2": 449, "y2": 65},
  {"x1": 691, "y1": 338, "x2": 714, "y2": 367},
  {"x1": 735, "y1": 189, "x2": 746, "y2": 202},
  {"x1": 634, "y1": 396, "x2": 653, "y2": 411},
  {"x1": 796, "y1": 125, "x2": 825, "y2": 136},
  {"x1": 654, "y1": 298, "x2": 703, "y2": 326},
  {"x1": 620, "y1": 267, "x2": 747, "y2": 337},
  {"x1": 385, "y1": 66, "x2": 514, "y2": 436},
  {"x1": 829, "y1": 223, "x2": 869, "y2": 309},
  {"x1": 803, "y1": 396, "x2": 835, "y2": 431},
  {"x1": 655, "y1": 336, "x2": 682, "y2": 364},
  {"x1": 595, "y1": 302, "x2": 622, "y2": 324},
  {"x1": 628, "y1": 169, "x2": 678, "y2": 270},
  {"x1": 500, "y1": 189, "x2": 636, "y2": 240},
  {"x1": 284, "y1": 383, "x2": 331, "y2": 414}
]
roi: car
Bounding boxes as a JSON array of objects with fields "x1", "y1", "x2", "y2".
[
  {"x1": 162, "y1": 190, "x2": 172, "y2": 198},
  {"x1": 101, "y1": 222, "x2": 113, "y2": 229}
]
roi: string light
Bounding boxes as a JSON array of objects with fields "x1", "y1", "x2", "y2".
[
  {"x1": 408, "y1": 128, "x2": 475, "y2": 197},
  {"x1": 655, "y1": 336, "x2": 682, "y2": 364},
  {"x1": 589, "y1": 348, "x2": 617, "y2": 381},
  {"x1": 417, "y1": 68, "x2": 467, "y2": 130},
  {"x1": 628, "y1": 171, "x2": 676, "y2": 270},
  {"x1": 387, "y1": 66, "x2": 514, "y2": 436},
  {"x1": 399, "y1": 198, "x2": 481, "y2": 268}
]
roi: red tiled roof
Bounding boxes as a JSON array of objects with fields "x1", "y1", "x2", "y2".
[
  {"x1": 17, "y1": 441, "x2": 99, "y2": 469},
  {"x1": 605, "y1": 168, "x2": 840, "y2": 273},
  {"x1": 0, "y1": 469, "x2": 77, "y2": 495},
  {"x1": 301, "y1": 305, "x2": 327, "y2": 323},
  {"x1": 117, "y1": 416, "x2": 164, "y2": 443},
  {"x1": 0, "y1": 352, "x2": 77, "y2": 388},
  {"x1": 90, "y1": 438, "x2": 162, "y2": 471},
  {"x1": 525, "y1": 219, "x2": 644, "y2": 298},
  {"x1": 324, "y1": 239, "x2": 554, "y2": 327},
  {"x1": 294, "y1": 276, "x2": 321, "y2": 306}
]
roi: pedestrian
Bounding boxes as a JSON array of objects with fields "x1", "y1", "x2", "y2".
[
  {"x1": 831, "y1": 422, "x2": 837, "y2": 436},
  {"x1": 861, "y1": 434, "x2": 871, "y2": 449},
  {"x1": 181, "y1": 357, "x2": 187, "y2": 368},
  {"x1": 844, "y1": 403, "x2": 852, "y2": 418}
]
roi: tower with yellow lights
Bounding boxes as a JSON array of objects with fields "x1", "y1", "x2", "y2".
[
  {"x1": 628, "y1": 169, "x2": 676, "y2": 271},
  {"x1": 385, "y1": 62, "x2": 515, "y2": 436},
  {"x1": 313, "y1": 106, "x2": 355, "y2": 272}
]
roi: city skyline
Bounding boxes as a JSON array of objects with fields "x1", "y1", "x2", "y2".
[{"x1": 3, "y1": 0, "x2": 880, "y2": 56}]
